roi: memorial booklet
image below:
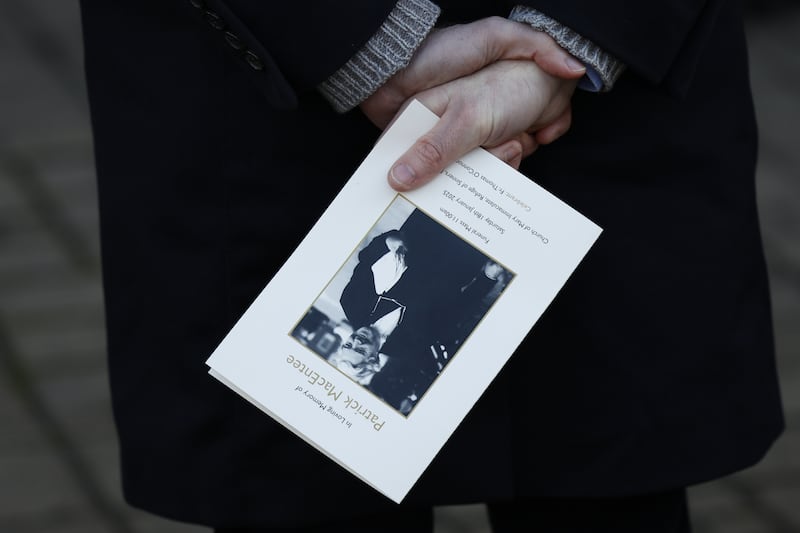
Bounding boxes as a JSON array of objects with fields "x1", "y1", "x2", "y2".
[{"x1": 206, "y1": 100, "x2": 602, "y2": 503}]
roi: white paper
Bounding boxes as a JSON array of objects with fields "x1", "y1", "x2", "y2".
[{"x1": 206, "y1": 101, "x2": 602, "y2": 503}]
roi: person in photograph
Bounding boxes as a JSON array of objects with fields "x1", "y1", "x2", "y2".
[
  {"x1": 326, "y1": 325, "x2": 387, "y2": 386},
  {"x1": 338, "y1": 222, "x2": 444, "y2": 411},
  {"x1": 340, "y1": 215, "x2": 512, "y2": 412},
  {"x1": 446, "y1": 259, "x2": 512, "y2": 348},
  {"x1": 369, "y1": 257, "x2": 511, "y2": 414},
  {"x1": 339, "y1": 229, "x2": 411, "y2": 344},
  {"x1": 338, "y1": 210, "x2": 492, "y2": 378}
]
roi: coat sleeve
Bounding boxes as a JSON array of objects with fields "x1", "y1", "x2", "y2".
[
  {"x1": 189, "y1": 0, "x2": 399, "y2": 108},
  {"x1": 512, "y1": 0, "x2": 728, "y2": 95},
  {"x1": 339, "y1": 231, "x2": 398, "y2": 329},
  {"x1": 221, "y1": 1, "x2": 399, "y2": 89}
]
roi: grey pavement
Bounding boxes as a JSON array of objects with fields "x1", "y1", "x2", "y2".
[{"x1": 0, "y1": 2, "x2": 798, "y2": 532}]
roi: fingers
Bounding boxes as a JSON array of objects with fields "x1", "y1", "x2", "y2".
[
  {"x1": 410, "y1": 18, "x2": 583, "y2": 91},
  {"x1": 386, "y1": 60, "x2": 575, "y2": 191},
  {"x1": 533, "y1": 107, "x2": 573, "y2": 145},
  {"x1": 363, "y1": 17, "x2": 584, "y2": 133},
  {"x1": 480, "y1": 19, "x2": 585, "y2": 81},
  {"x1": 389, "y1": 122, "x2": 472, "y2": 191},
  {"x1": 527, "y1": 32, "x2": 587, "y2": 81},
  {"x1": 486, "y1": 134, "x2": 538, "y2": 169},
  {"x1": 488, "y1": 140, "x2": 524, "y2": 169},
  {"x1": 389, "y1": 97, "x2": 485, "y2": 191},
  {"x1": 389, "y1": 112, "x2": 541, "y2": 191},
  {"x1": 390, "y1": 128, "x2": 537, "y2": 190}
]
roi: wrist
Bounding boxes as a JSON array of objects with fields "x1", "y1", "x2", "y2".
[
  {"x1": 319, "y1": 0, "x2": 441, "y2": 112},
  {"x1": 509, "y1": 6, "x2": 626, "y2": 91}
]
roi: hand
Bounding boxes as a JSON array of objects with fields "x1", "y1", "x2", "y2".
[
  {"x1": 387, "y1": 60, "x2": 578, "y2": 191},
  {"x1": 482, "y1": 261, "x2": 505, "y2": 281},
  {"x1": 360, "y1": 17, "x2": 585, "y2": 130}
]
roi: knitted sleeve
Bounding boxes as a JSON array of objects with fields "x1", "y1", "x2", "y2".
[
  {"x1": 318, "y1": 0, "x2": 440, "y2": 112},
  {"x1": 509, "y1": 6, "x2": 626, "y2": 91},
  {"x1": 318, "y1": 1, "x2": 628, "y2": 112}
]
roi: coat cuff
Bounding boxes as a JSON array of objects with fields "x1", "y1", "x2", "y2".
[
  {"x1": 509, "y1": 6, "x2": 626, "y2": 91},
  {"x1": 317, "y1": 0, "x2": 441, "y2": 113},
  {"x1": 318, "y1": 0, "x2": 440, "y2": 112}
]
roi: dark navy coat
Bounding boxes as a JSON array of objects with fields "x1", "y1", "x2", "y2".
[{"x1": 80, "y1": 0, "x2": 783, "y2": 527}]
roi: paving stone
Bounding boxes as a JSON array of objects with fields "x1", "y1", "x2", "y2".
[
  {"x1": 435, "y1": 504, "x2": 491, "y2": 533},
  {"x1": 0, "y1": 172, "x2": 26, "y2": 211},
  {"x1": 6, "y1": 328, "x2": 106, "y2": 380},
  {"x1": 0, "y1": 377, "x2": 48, "y2": 453},
  {"x1": 0, "y1": 229, "x2": 70, "y2": 282},
  {"x1": 695, "y1": 516, "x2": 771, "y2": 533},
  {"x1": 0, "y1": 266, "x2": 91, "y2": 312},
  {"x1": 75, "y1": 442, "x2": 123, "y2": 507},
  {"x1": 17, "y1": 143, "x2": 101, "y2": 252},
  {"x1": 0, "y1": 55, "x2": 88, "y2": 148},
  {"x1": 33, "y1": 154, "x2": 99, "y2": 211},
  {"x1": 33, "y1": 371, "x2": 116, "y2": 446},
  {"x1": 757, "y1": 486, "x2": 800, "y2": 529},
  {"x1": 745, "y1": 14, "x2": 800, "y2": 533},
  {"x1": 0, "y1": 189, "x2": 50, "y2": 234},
  {"x1": 0, "y1": 12, "x2": 88, "y2": 148},
  {"x1": 0, "y1": 505, "x2": 106, "y2": 533},
  {"x1": 5, "y1": 0, "x2": 87, "y2": 61},
  {"x1": 0, "y1": 273, "x2": 106, "y2": 376},
  {"x1": 0, "y1": 0, "x2": 89, "y2": 110},
  {"x1": 752, "y1": 80, "x2": 800, "y2": 163},
  {"x1": 778, "y1": 374, "x2": 800, "y2": 418},
  {"x1": 759, "y1": 196, "x2": 800, "y2": 270},
  {"x1": 130, "y1": 513, "x2": 210, "y2": 533},
  {"x1": 34, "y1": 521, "x2": 118, "y2": 533},
  {"x1": 690, "y1": 481, "x2": 742, "y2": 513},
  {"x1": 0, "y1": 263, "x2": 90, "y2": 311},
  {"x1": 1, "y1": 275, "x2": 102, "y2": 314},
  {"x1": 0, "y1": 153, "x2": 100, "y2": 271},
  {"x1": 0, "y1": 450, "x2": 89, "y2": 516},
  {"x1": 761, "y1": 427, "x2": 800, "y2": 474},
  {"x1": 0, "y1": 290, "x2": 103, "y2": 327},
  {"x1": 690, "y1": 481, "x2": 788, "y2": 533}
]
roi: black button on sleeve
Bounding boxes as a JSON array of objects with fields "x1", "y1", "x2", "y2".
[
  {"x1": 244, "y1": 51, "x2": 264, "y2": 71},
  {"x1": 224, "y1": 31, "x2": 244, "y2": 51},
  {"x1": 204, "y1": 11, "x2": 225, "y2": 30}
]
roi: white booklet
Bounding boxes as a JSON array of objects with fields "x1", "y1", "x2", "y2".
[{"x1": 206, "y1": 101, "x2": 601, "y2": 503}]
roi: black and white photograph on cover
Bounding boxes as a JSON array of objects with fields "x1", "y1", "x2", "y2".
[{"x1": 291, "y1": 196, "x2": 514, "y2": 416}]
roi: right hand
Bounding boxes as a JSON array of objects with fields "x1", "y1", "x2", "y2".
[
  {"x1": 360, "y1": 17, "x2": 585, "y2": 130},
  {"x1": 387, "y1": 59, "x2": 578, "y2": 191}
]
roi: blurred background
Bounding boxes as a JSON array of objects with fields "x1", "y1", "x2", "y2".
[{"x1": 0, "y1": 1, "x2": 797, "y2": 532}]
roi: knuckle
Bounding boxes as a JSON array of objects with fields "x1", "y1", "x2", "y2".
[
  {"x1": 415, "y1": 136, "x2": 446, "y2": 169},
  {"x1": 484, "y1": 16, "x2": 505, "y2": 32},
  {"x1": 479, "y1": 17, "x2": 507, "y2": 57}
]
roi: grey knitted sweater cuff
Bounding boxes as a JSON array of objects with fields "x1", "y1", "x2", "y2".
[
  {"x1": 509, "y1": 6, "x2": 626, "y2": 91},
  {"x1": 318, "y1": 0, "x2": 441, "y2": 112}
]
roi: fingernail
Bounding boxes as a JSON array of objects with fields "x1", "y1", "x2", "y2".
[
  {"x1": 390, "y1": 163, "x2": 416, "y2": 188},
  {"x1": 565, "y1": 56, "x2": 586, "y2": 73}
]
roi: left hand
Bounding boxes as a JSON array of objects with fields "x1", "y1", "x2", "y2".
[{"x1": 387, "y1": 59, "x2": 578, "y2": 191}]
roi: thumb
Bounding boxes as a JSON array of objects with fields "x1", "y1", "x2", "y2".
[{"x1": 388, "y1": 102, "x2": 482, "y2": 191}]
